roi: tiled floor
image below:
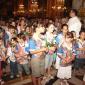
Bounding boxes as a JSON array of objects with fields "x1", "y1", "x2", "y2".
[{"x1": 2, "y1": 68, "x2": 85, "y2": 85}]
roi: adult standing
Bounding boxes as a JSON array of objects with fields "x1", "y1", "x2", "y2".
[{"x1": 67, "y1": 9, "x2": 81, "y2": 37}]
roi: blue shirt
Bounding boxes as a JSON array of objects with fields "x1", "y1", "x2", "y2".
[
  {"x1": 56, "y1": 33, "x2": 63, "y2": 45},
  {"x1": 25, "y1": 38, "x2": 37, "y2": 58}
]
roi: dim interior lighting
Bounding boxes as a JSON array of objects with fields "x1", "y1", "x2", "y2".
[
  {"x1": 52, "y1": 6, "x2": 56, "y2": 9},
  {"x1": 57, "y1": 6, "x2": 61, "y2": 10},
  {"x1": 17, "y1": 4, "x2": 25, "y2": 13},
  {"x1": 29, "y1": 1, "x2": 39, "y2": 13}
]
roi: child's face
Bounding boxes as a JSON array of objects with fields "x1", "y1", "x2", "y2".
[
  {"x1": 18, "y1": 38, "x2": 25, "y2": 46},
  {"x1": 9, "y1": 29, "x2": 15, "y2": 34},
  {"x1": 38, "y1": 27, "x2": 45, "y2": 33},
  {"x1": 18, "y1": 38, "x2": 24, "y2": 44},
  {"x1": 11, "y1": 39, "x2": 16, "y2": 46},
  {"x1": 66, "y1": 36, "x2": 73, "y2": 42},
  {"x1": 26, "y1": 27, "x2": 30, "y2": 32},
  {"x1": 72, "y1": 32, "x2": 76, "y2": 37},
  {"x1": 80, "y1": 32, "x2": 85, "y2": 40},
  {"x1": 62, "y1": 26, "x2": 68, "y2": 34},
  {"x1": 11, "y1": 22, "x2": 16, "y2": 26},
  {"x1": 48, "y1": 24, "x2": 54, "y2": 33}
]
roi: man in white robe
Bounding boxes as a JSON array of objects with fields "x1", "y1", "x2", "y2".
[{"x1": 67, "y1": 9, "x2": 81, "y2": 37}]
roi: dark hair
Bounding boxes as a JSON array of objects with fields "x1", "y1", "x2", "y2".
[
  {"x1": 71, "y1": 31, "x2": 76, "y2": 33},
  {"x1": 61, "y1": 24, "x2": 68, "y2": 29},
  {"x1": 11, "y1": 37, "x2": 17, "y2": 42},
  {"x1": 70, "y1": 9, "x2": 78, "y2": 16},
  {"x1": 8, "y1": 25, "x2": 16, "y2": 29},
  {"x1": 66, "y1": 32, "x2": 74, "y2": 38},
  {"x1": 79, "y1": 30, "x2": 85, "y2": 35},
  {"x1": 17, "y1": 33, "x2": 26, "y2": 41}
]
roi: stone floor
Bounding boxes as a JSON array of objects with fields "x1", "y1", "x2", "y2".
[{"x1": 1, "y1": 68, "x2": 85, "y2": 85}]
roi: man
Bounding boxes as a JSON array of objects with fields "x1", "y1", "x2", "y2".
[{"x1": 67, "y1": 9, "x2": 81, "y2": 37}]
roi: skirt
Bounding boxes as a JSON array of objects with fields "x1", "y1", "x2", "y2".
[{"x1": 57, "y1": 65, "x2": 72, "y2": 79}]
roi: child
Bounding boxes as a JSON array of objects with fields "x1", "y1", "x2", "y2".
[
  {"x1": 0, "y1": 38, "x2": 6, "y2": 85},
  {"x1": 28, "y1": 24, "x2": 47, "y2": 85},
  {"x1": 45, "y1": 24, "x2": 56, "y2": 78},
  {"x1": 15, "y1": 34, "x2": 30, "y2": 79},
  {"x1": 74, "y1": 30, "x2": 85, "y2": 73},
  {"x1": 71, "y1": 31, "x2": 77, "y2": 40},
  {"x1": 7, "y1": 38, "x2": 19, "y2": 78},
  {"x1": 4, "y1": 25, "x2": 16, "y2": 47},
  {"x1": 55, "y1": 24, "x2": 69, "y2": 69},
  {"x1": 57, "y1": 32, "x2": 75, "y2": 85}
]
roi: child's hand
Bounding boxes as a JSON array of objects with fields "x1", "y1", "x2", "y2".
[{"x1": 62, "y1": 59, "x2": 67, "y2": 64}]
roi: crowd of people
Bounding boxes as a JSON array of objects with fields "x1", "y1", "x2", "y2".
[{"x1": 0, "y1": 9, "x2": 85, "y2": 85}]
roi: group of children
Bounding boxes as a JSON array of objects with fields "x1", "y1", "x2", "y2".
[{"x1": 0, "y1": 17, "x2": 85, "y2": 85}]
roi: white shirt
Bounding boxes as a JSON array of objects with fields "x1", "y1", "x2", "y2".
[
  {"x1": 7, "y1": 47, "x2": 16, "y2": 62},
  {"x1": 67, "y1": 16, "x2": 81, "y2": 37},
  {"x1": 45, "y1": 32, "x2": 56, "y2": 44}
]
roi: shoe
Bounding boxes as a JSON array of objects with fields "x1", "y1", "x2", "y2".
[
  {"x1": 1, "y1": 81, "x2": 4, "y2": 85},
  {"x1": 0, "y1": 80, "x2": 4, "y2": 85},
  {"x1": 16, "y1": 74, "x2": 20, "y2": 78},
  {"x1": 10, "y1": 75, "x2": 14, "y2": 79}
]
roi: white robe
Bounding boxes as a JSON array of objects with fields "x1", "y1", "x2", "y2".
[{"x1": 67, "y1": 16, "x2": 81, "y2": 37}]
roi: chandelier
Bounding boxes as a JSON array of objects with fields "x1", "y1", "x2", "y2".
[
  {"x1": 52, "y1": 0, "x2": 65, "y2": 10},
  {"x1": 17, "y1": 4, "x2": 25, "y2": 13}
]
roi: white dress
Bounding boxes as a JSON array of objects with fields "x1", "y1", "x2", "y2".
[
  {"x1": 57, "y1": 43, "x2": 73, "y2": 79},
  {"x1": 57, "y1": 65, "x2": 72, "y2": 79}
]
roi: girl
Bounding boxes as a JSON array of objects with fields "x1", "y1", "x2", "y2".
[
  {"x1": 28, "y1": 24, "x2": 50, "y2": 85},
  {"x1": 55, "y1": 24, "x2": 69, "y2": 69},
  {"x1": 74, "y1": 30, "x2": 85, "y2": 73},
  {"x1": 15, "y1": 34, "x2": 30, "y2": 79},
  {"x1": 57, "y1": 32, "x2": 75, "y2": 85},
  {"x1": 45, "y1": 24, "x2": 56, "y2": 78},
  {"x1": 0, "y1": 38, "x2": 6, "y2": 85},
  {"x1": 7, "y1": 38, "x2": 19, "y2": 79}
]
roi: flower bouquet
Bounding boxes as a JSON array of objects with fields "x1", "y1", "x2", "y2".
[
  {"x1": 45, "y1": 40, "x2": 55, "y2": 55},
  {"x1": 62, "y1": 51, "x2": 74, "y2": 65},
  {"x1": 23, "y1": 32, "x2": 29, "y2": 36}
]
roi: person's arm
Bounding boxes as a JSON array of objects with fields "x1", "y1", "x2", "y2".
[
  {"x1": 30, "y1": 47, "x2": 47, "y2": 54},
  {"x1": 58, "y1": 54, "x2": 64, "y2": 59},
  {"x1": 57, "y1": 46, "x2": 64, "y2": 59},
  {"x1": 77, "y1": 47, "x2": 85, "y2": 51},
  {"x1": 30, "y1": 46, "x2": 56, "y2": 54}
]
